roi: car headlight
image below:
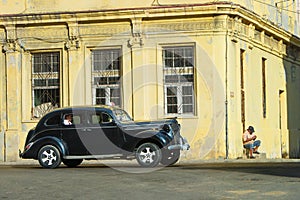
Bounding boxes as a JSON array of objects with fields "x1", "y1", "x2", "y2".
[
  {"x1": 162, "y1": 124, "x2": 170, "y2": 132},
  {"x1": 161, "y1": 124, "x2": 173, "y2": 138}
]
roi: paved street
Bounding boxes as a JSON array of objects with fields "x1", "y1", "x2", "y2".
[{"x1": 1, "y1": 160, "x2": 300, "y2": 200}]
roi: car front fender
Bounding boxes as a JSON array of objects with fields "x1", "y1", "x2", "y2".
[{"x1": 134, "y1": 130, "x2": 173, "y2": 148}]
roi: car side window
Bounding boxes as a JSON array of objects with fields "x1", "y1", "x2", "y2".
[
  {"x1": 89, "y1": 112, "x2": 113, "y2": 124},
  {"x1": 63, "y1": 113, "x2": 83, "y2": 125},
  {"x1": 45, "y1": 114, "x2": 60, "y2": 126},
  {"x1": 91, "y1": 114, "x2": 101, "y2": 124},
  {"x1": 101, "y1": 112, "x2": 113, "y2": 123}
]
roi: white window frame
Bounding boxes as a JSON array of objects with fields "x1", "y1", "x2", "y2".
[
  {"x1": 163, "y1": 45, "x2": 195, "y2": 115},
  {"x1": 31, "y1": 51, "x2": 60, "y2": 118},
  {"x1": 91, "y1": 48, "x2": 122, "y2": 106}
]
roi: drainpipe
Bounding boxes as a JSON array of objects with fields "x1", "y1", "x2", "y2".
[{"x1": 225, "y1": 16, "x2": 229, "y2": 159}]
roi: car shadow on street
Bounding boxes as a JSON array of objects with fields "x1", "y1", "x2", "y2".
[{"x1": 9, "y1": 161, "x2": 300, "y2": 179}]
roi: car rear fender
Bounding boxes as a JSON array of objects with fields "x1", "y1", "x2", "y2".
[{"x1": 29, "y1": 136, "x2": 67, "y2": 159}]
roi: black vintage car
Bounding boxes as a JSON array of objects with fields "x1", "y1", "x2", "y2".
[{"x1": 19, "y1": 106, "x2": 190, "y2": 168}]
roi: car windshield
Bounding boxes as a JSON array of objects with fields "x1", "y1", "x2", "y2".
[{"x1": 113, "y1": 109, "x2": 133, "y2": 123}]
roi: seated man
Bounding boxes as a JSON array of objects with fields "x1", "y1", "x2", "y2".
[
  {"x1": 242, "y1": 126, "x2": 261, "y2": 159},
  {"x1": 64, "y1": 114, "x2": 73, "y2": 125}
]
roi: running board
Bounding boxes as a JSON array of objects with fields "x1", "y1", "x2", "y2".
[{"x1": 64, "y1": 154, "x2": 124, "y2": 160}]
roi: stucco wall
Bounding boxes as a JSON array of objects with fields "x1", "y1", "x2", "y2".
[{"x1": 0, "y1": 2, "x2": 299, "y2": 161}]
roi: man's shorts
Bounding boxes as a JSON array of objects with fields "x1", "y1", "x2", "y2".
[{"x1": 244, "y1": 140, "x2": 261, "y2": 149}]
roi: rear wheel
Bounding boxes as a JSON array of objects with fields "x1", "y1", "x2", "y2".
[
  {"x1": 38, "y1": 145, "x2": 61, "y2": 169},
  {"x1": 62, "y1": 159, "x2": 83, "y2": 168},
  {"x1": 136, "y1": 143, "x2": 162, "y2": 167}
]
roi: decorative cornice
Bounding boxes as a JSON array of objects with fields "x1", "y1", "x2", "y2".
[
  {"x1": 0, "y1": 2, "x2": 294, "y2": 44},
  {"x1": 17, "y1": 26, "x2": 68, "y2": 40},
  {"x1": 0, "y1": 2, "x2": 299, "y2": 59}
]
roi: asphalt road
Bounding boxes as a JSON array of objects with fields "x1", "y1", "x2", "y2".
[{"x1": 1, "y1": 161, "x2": 300, "y2": 200}]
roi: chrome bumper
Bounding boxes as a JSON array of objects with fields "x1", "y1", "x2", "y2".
[
  {"x1": 19, "y1": 149, "x2": 24, "y2": 158},
  {"x1": 168, "y1": 136, "x2": 190, "y2": 151}
]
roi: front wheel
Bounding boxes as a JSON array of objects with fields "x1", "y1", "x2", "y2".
[
  {"x1": 38, "y1": 145, "x2": 61, "y2": 169},
  {"x1": 136, "y1": 143, "x2": 162, "y2": 168}
]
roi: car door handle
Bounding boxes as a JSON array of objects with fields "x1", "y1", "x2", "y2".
[{"x1": 82, "y1": 128, "x2": 92, "y2": 132}]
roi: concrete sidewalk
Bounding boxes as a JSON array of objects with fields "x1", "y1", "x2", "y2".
[{"x1": 1, "y1": 158, "x2": 300, "y2": 167}]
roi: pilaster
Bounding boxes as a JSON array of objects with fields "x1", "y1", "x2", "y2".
[
  {"x1": 2, "y1": 25, "x2": 22, "y2": 161},
  {"x1": 65, "y1": 22, "x2": 82, "y2": 106},
  {"x1": 128, "y1": 18, "x2": 145, "y2": 120}
]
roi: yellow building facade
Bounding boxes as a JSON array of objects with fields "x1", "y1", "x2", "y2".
[{"x1": 1, "y1": 0, "x2": 300, "y2": 162}]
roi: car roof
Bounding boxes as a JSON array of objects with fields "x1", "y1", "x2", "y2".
[
  {"x1": 38, "y1": 105, "x2": 120, "y2": 124},
  {"x1": 41, "y1": 106, "x2": 121, "y2": 118},
  {"x1": 53, "y1": 105, "x2": 118, "y2": 112}
]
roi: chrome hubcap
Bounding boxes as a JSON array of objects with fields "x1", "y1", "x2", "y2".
[
  {"x1": 139, "y1": 147, "x2": 156, "y2": 164},
  {"x1": 41, "y1": 149, "x2": 57, "y2": 166}
]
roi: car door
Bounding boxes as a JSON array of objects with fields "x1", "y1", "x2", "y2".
[
  {"x1": 61, "y1": 111, "x2": 88, "y2": 156},
  {"x1": 83, "y1": 110, "x2": 122, "y2": 155}
]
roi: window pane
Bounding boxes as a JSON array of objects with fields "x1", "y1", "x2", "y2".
[
  {"x1": 53, "y1": 63, "x2": 59, "y2": 72},
  {"x1": 111, "y1": 88, "x2": 120, "y2": 97},
  {"x1": 180, "y1": 75, "x2": 194, "y2": 83},
  {"x1": 185, "y1": 58, "x2": 193, "y2": 67},
  {"x1": 167, "y1": 87, "x2": 177, "y2": 95},
  {"x1": 164, "y1": 49, "x2": 173, "y2": 58},
  {"x1": 96, "y1": 98, "x2": 106, "y2": 105},
  {"x1": 96, "y1": 88, "x2": 106, "y2": 98},
  {"x1": 48, "y1": 79, "x2": 59, "y2": 86},
  {"x1": 164, "y1": 59, "x2": 173, "y2": 68},
  {"x1": 34, "y1": 80, "x2": 46, "y2": 86},
  {"x1": 185, "y1": 47, "x2": 193, "y2": 56},
  {"x1": 174, "y1": 49, "x2": 183, "y2": 57},
  {"x1": 183, "y1": 105, "x2": 193, "y2": 113},
  {"x1": 165, "y1": 75, "x2": 178, "y2": 83},
  {"x1": 167, "y1": 105, "x2": 178, "y2": 113},
  {"x1": 167, "y1": 97, "x2": 177, "y2": 104},
  {"x1": 109, "y1": 77, "x2": 120, "y2": 85},
  {"x1": 182, "y1": 86, "x2": 193, "y2": 95},
  {"x1": 183, "y1": 96, "x2": 193, "y2": 104},
  {"x1": 174, "y1": 58, "x2": 184, "y2": 67},
  {"x1": 41, "y1": 64, "x2": 49, "y2": 73}
]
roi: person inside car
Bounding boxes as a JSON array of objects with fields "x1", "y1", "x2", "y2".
[{"x1": 64, "y1": 114, "x2": 73, "y2": 125}]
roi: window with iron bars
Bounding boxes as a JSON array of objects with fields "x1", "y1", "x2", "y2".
[
  {"x1": 163, "y1": 46, "x2": 195, "y2": 115},
  {"x1": 92, "y1": 49, "x2": 121, "y2": 106},
  {"x1": 32, "y1": 52, "x2": 60, "y2": 118}
]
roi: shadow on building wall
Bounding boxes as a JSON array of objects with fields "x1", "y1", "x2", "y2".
[{"x1": 283, "y1": 36, "x2": 300, "y2": 158}]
